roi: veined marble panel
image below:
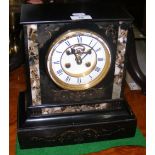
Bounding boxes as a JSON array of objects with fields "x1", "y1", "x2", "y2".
[
  {"x1": 27, "y1": 24, "x2": 41, "y2": 105},
  {"x1": 112, "y1": 25, "x2": 128, "y2": 99}
]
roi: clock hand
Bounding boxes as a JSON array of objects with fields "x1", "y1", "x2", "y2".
[
  {"x1": 81, "y1": 49, "x2": 92, "y2": 60},
  {"x1": 71, "y1": 48, "x2": 82, "y2": 65}
]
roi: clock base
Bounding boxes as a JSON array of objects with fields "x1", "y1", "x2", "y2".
[{"x1": 17, "y1": 92, "x2": 136, "y2": 149}]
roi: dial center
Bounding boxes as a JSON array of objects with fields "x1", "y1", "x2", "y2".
[{"x1": 61, "y1": 44, "x2": 97, "y2": 77}]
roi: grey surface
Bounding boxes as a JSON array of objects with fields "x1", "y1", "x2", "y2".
[
  {"x1": 126, "y1": 71, "x2": 141, "y2": 90},
  {"x1": 133, "y1": 25, "x2": 146, "y2": 75},
  {"x1": 133, "y1": 25, "x2": 145, "y2": 39},
  {"x1": 126, "y1": 40, "x2": 146, "y2": 90},
  {"x1": 136, "y1": 40, "x2": 146, "y2": 75},
  {"x1": 126, "y1": 25, "x2": 146, "y2": 90}
]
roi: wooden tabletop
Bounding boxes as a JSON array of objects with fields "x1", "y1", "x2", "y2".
[{"x1": 9, "y1": 66, "x2": 146, "y2": 155}]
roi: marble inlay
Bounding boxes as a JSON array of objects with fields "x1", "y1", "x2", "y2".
[
  {"x1": 98, "y1": 23, "x2": 118, "y2": 44},
  {"x1": 27, "y1": 24, "x2": 41, "y2": 105},
  {"x1": 41, "y1": 102, "x2": 121, "y2": 115},
  {"x1": 112, "y1": 25, "x2": 128, "y2": 99}
]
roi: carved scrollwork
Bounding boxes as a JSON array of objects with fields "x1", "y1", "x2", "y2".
[
  {"x1": 56, "y1": 128, "x2": 98, "y2": 144},
  {"x1": 80, "y1": 128, "x2": 98, "y2": 139},
  {"x1": 58, "y1": 130, "x2": 84, "y2": 143},
  {"x1": 29, "y1": 125, "x2": 126, "y2": 145}
]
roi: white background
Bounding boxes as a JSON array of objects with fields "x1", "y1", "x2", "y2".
[{"x1": 0, "y1": 0, "x2": 154, "y2": 154}]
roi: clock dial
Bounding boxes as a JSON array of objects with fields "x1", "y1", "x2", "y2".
[{"x1": 46, "y1": 29, "x2": 111, "y2": 90}]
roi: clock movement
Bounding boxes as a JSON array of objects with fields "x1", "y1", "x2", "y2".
[{"x1": 18, "y1": 3, "x2": 137, "y2": 149}]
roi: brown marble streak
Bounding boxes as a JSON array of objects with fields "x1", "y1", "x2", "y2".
[{"x1": 9, "y1": 66, "x2": 146, "y2": 155}]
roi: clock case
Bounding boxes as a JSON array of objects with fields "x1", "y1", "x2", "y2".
[{"x1": 18, "y1": 4, "x2": 137, "y2": 149}]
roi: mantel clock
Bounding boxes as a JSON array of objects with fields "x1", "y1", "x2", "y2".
[{"x1": 18, "y1": 4, "x2": 137, "y2": 149}]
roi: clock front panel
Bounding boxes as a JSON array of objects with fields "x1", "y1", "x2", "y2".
[{"x1": 24, "y1": 21, "x2": 129, "y2": 106}]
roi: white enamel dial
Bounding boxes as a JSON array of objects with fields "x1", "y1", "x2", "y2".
[{"x1": 46, "y1": 29, "x2": 111, "y2": 90}]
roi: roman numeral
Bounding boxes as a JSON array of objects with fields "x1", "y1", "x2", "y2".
[
  {"x1": 65, "y1": 41, "x2": 70, "y2": 46},
  {"x1": 65, "y1": 76, "x2": 71, "y2": 82},
  {"x1": 95, "y1": 67, "x2": 101, "y2": 72},
  {"x1": 77, "y1": 77, "x2": 81, "y2": 84},
  {"x1": 57, "y1": 69, "x2": 63, "y2": 76},
  {"x1": 77, "y1": 36, "x2": 82, "y2": 43},
  {"x1": 89, "y1": 75, "x2": 92, "y2": 80},
  {"x1": 53, "y1": 61, "x2": 60, "y2": 64},
  {"x1": 97, "y1": 58, "x2": 104, "y2": 61}
]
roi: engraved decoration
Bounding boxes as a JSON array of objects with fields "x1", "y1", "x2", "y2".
[
  {"x1": 112, "y1": 25, "x2": 128, "y2": 99},
  {"x1": 29, "y1": 126, "x2": 125, "y2": 145},
  {"x1": 27, "y1": 25, "x2": 41, "y2": 105}
]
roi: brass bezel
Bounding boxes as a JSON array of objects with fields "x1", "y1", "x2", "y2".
[{"x1": 46, "y1": 29, "x2": 111, "y2": 91}]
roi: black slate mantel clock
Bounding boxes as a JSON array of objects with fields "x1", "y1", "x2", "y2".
[{"x1": 18, "y1": 3, "x2": 137, "y2": 149}]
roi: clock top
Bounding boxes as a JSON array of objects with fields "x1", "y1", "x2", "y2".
[{"x1": 20, "y1": 4, "x2": 133, "y2": 24}]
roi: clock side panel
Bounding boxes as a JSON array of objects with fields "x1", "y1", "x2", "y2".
[
  {"x1": 112, "y1": 22, "x2": 130, "y2": 99},
  {"x1": 36, "y1": 22, "x2": 118, "y2": 104},
  {"x1": 23, "y1": 24, "x2": 42, "y2": 106}
]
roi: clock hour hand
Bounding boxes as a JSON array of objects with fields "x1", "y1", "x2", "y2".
[{"x1": 70, "y1": 48, "x2": 82, "y2": 65}]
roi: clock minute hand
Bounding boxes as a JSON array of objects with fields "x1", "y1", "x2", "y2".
[
  {"x1": 71, "y1": 48, "x2": 82, "y2": 65},
  {"x1": 81, "y1": 49, "x2": 92, "y2": 60}
]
